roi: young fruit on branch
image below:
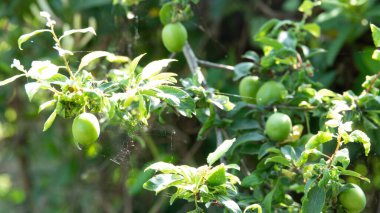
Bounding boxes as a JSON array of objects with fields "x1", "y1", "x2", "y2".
[
  {"x1": 265, "y1": 112, "x2": 292, "y2": 141},
  {"x1": 72, "y1": 113, "x2": 100, "y2": 146}
]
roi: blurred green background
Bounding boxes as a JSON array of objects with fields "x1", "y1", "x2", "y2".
[{"x1": 1, "y1": 0, "x2": 380, "y2": 212}]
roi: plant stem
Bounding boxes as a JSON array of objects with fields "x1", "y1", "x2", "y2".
[
  {"x1": 365, "y1": 70, "x2": 380, "y2": 93},
  {"x1": 50, "y1": 27, "x2": 75, "y2": 80},
  {"x1": 328, "y1": 135, "x2": 342, "y2": 168}
]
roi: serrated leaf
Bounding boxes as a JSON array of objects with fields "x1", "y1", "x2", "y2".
[
  {"x1": 0, "y1": 74, "x2": 26, "y2": 86},
  {"x1": 58, "y1": 27, "x2": 96, "y2": 41},
  {"x1": 305, "y1": 131, "x2": 333, "y2": 150},
  {"x1": 370, "y1": 24, "x2": 380, "y2": 47},
  {"x1": 143, "y1": 174, "x2": 183, "y2": 194},
  {"x1": 78, "y1": 51, "x2": 113, "y2": 72},
  {"x1": 43, "y1": 110, "x2": 57, "y2": 131},
  {"x1": 349, "y1": 130, "x2": 371, "y2": 156},
  {"x1": 301, "y1": 185, "x2": 325, "y2": 213},
  {"x1": 18, "y1": 29, "x2": 51, "y2": 50},
  {"x1": 265, "y1": 156, "x2": 291, "y2": 167},
  {"x1": 207, "y1": 138, "x2": 236, "y2": 166},
  {"x1": 24, "y1": 82, "x2": 42, "y2": 101},
  {"x1": 38, "y1": 100, "x2": 56, "y2": 113},
  {"x1": 155, "y1": 85, "x2": 195, "y2": 117},
  {"x1": 140, "y1": 59, "x2": 176, "y2": 80}
]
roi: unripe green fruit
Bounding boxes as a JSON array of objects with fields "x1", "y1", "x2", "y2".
[
  {"x1": 265, "y1": 113, "x2": 292, "y2": 141},
  {"x1": 72, "y1": 113, "x2": 100, "y2": 145},
  {"x1": 256, "y1": 81, "x2": 288, "y2": 105},
  {"x1": 162, "y1": 22, "x2": 188, "y2": 52},
  {"x1": 339, "y1": 183, "x2": 366, "y2": 213},
  {"x1": 239, "y1": 76, "x2": 261, "y2": 104},
  {"x1": 206, "y1": 165, "x2": 226, "y2": 186}
]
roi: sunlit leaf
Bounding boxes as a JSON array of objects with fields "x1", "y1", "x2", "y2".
[
  {"x1": 38, "y1": 100, "x2": 56, "y2": 113},
  {"x1": 0, "y1": 74, "x2": 26, "y2": 86},
  {"x1": 349, "y1": 130, "x2": 371, "y2": 156},
  {"x1": 43, "y1": 110, "x2": 57, "y2": 132},
  {"x1": 18, "y1": 29, "x2": 51, "y2": 50},
  {"x1": 58, "y1": 27, "x2": 96, "y2": 41},
  {"x1": 24, "y1": 82, "x2": 42, "y2": 101},
  {"x1": 77, "y1": 51, "x2": 113, "y2": 72},
  {"x1": 143, "y1": 174, "x2": 183, "y2": 194},
  {"x1": 207, "y1": 138, "x2": 236, "y2": 166},
  {"x1": 140, "y1": 59, "x2": 176, "y2": 80},
  {"x1": 305, "y1": 131, "x2": 333, "y2": 150}
]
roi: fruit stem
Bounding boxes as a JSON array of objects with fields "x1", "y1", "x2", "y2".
[{"x1": 365, "y1": 70, "x2": 380, "y2": 93}]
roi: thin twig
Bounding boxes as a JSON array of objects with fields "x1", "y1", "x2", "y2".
[
  {"x1": 182, "y1": 42, "x2": 226, "y2": 164},
  {"x1": 197, "y1": 59, "x2": 234, "y2": 72},
  {"x1": 365, "y1": 70, "x2": 380, "y2": 93}
]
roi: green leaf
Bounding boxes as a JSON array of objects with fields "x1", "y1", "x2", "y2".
[
  {"x1": 207, "y1": 138, "x2": 236, "y2": 166},
  {"x1": 255, "y1": 37, "x2": 284, "y2": 50},
  {"x1": 303, "y1": 23, "x2": 320, "y2": 37},
  {"x1": 372, "y1": 49, "x2": 380, "y2": 61},
  {"x1": 241, "y1": 172, "x2": 263, "y2": 187},
  {"x1": 129, "y1": 53, "x2": 146, "y2": 75},
  {"x1": 77, "y1": 51, "x2": 113, "y2": 72},
  {"x1": 301, "y1": 185, "x2": 326, "y2": 213},
  {"x1": 208, "y1": 94, "x2": 235, "y2": 111},
  {"x1": 298, "y1": 0, "x2": 314, "y2": 16},
  {"x1": 332, "y1": 148, "x2": 350, "y2": 168},
  {"x1": 38, "y1": 100, "x2": 56, "y2": 113},
  {"x1": 143, "y1": 174, "x2": 183, "y2": 194},
  {"x1": 24, "y1": 82, "x2": 42, "y2": 101},
  {"x1": 349, "y1": 130, "x2": 371, "y2": 156},
  {"x1": 43, "y1": 110, "x2": 57, "y2": 132},
  {"x1": 305, "y1": 131, "x2": 333, "y2": 150},
  {"x1": 18, "y1": 29, "x2": 51, "y2": 50},
  {"x1": 242, "y1": 51, "x2": 260, "y2": 63},
  {"x1": 140, "y1": 59, "x2": 176, "y2": 80},
  {"x1": 155, "y1": 85, "x2": 195, "y2": 117},
  {"x1": 58, "y1": 27, "x2": 96, "y2": 41},
  {"x1": 233, "y1": 62, "x2": 254, "y2": 81},
  {"x1": 231, "y1": 132, "x2": 265, "y2": 153},
  {"x1": 370, "y1": 24, "x2": 380, "y2": 47},
  {"x1": 265, "y1": 156, "x2": 291, "y2": 167},
  {"x1": 340, "y1": 169, "x2": 370, "y2": 183},
  {"x1": 255, "y1": 19, "x2": 279, "y2": 39},
  {"x1": 144, "y1": 162, "x2": 179, "y2": 174},
  {"x1": 197, "y1": 105, "x2": 215, "y2": 141},
  {"x1": 0, "y1": 74, "x2": 26, "y2": 86},
  {"x1": 216, "y1": 195, "x2": 242, "y2": 213},
  {"x1": 262, "y1": 181, "x2": 278, "y2": 213},
  {"x1": 243, "y1": 204, "x2": 262, "y2": 213}
]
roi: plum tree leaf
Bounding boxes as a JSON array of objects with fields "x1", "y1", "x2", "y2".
[
  {"x1": 18, "y1": 29, "x2": 51, "y2": 50},
  {"x1": 207, "y1": 138, "x2": 236, "y2": 166}
]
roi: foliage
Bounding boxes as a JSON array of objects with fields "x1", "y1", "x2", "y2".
[{"x1": 1, "y1": 0, "x2": 380, "y2": 212}]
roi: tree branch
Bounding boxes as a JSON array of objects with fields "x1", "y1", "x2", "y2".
[{"x1": 197, "y1": 59, "x2": 234, "y2": 72}]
